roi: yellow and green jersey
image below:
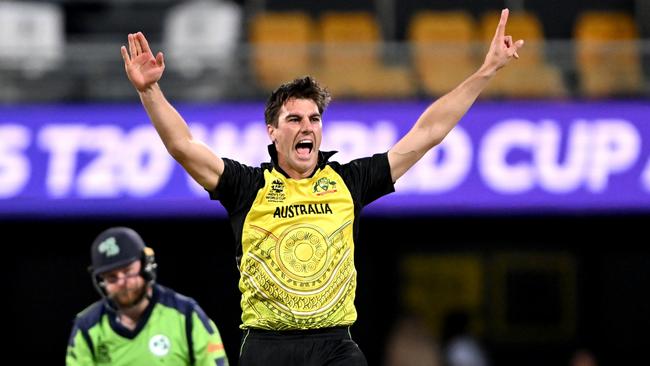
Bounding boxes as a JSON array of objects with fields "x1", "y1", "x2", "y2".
[
  {"x1": 66, "y1": 284, "x2": 228, "y2": 366},
  {"x1": 211, "y1": 146, "x2": 394, "y2": 330}
]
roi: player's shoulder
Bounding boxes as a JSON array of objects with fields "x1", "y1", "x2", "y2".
[
  {"x1": 155, "y1": 284, "x2": 199, "y2": 313},
  {"x1": 74, "y1": 300, "x2": 105, "y2": 330},
  {"x1": 156, "y1": 285, "x2": 218, "y2": 333},
  {"x1": 325, "y1": 159, "x2": 341, "y2": 169},
  {"x1": 223, "y1": 157, "x2": 264, "y2": 173},
  {"x1": 339, "y1": 152, "x2": 388, "y2": 170}
]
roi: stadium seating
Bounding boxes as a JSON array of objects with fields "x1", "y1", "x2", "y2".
[
  {"x1": 0, "y1": 1, "x2": 64, "y2": 77},
  {"x1": 574, "y1": 11, "x2": 644, "y2": 98},
  {"x1": 162, "y1": 0, "x2": 243, "y2": 77},
  {"x1": 0, "y1": 1, "x2": 77, "y2": 102},
  {"x1": 248, "y1": 11, "x2": 315, "y2": 91},
  {"x1": 407, "y1": 10, "x2": 479, "y2": 96},
  {"x1": 315, "y1": 11, "x2": 415, "y2": 98}
]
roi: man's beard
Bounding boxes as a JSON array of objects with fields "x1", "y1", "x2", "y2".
[{"x1": 110, "y1": 283, "x2": 149, "y2": 310}]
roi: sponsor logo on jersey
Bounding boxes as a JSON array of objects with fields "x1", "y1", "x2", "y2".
[
  {"x1": 207, "y1": 342, "x2": 224, "y2": 353},
  {"x1": 265, "y1": 179, "x2": 286, "y2": 202},
  {"x1": 313, "y1": 177, "x2": 337, "y2": 195},
  {"x1": 149, "y1": 334, "x2": 171, "y2": 356},
  {"x1": 273, "y1": 203, "x2": 333, "y2": 218},
  {"x1": 97, "y1": 343, "x2": 111, "y2": 362}
]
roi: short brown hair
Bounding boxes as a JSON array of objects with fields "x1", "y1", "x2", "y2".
[{"x1": 264, "y1": 76, "x2": 332, "y2": 127}]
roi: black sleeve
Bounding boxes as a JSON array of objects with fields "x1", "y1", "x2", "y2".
[
  {"x1": 337, "y1": 152, "x2": 395, "y2": 207},
  {"x1": 208, "y1": 158, "x2": 263, "y2": 215}
]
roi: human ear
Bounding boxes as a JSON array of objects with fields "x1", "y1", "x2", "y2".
[{"x1": 267, "y1": 124, "x2": 276, "y2": 143}]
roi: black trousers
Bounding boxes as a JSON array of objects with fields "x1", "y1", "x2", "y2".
[{"x1": 238, "y1": 327, "x2": 368, "y2": 366}]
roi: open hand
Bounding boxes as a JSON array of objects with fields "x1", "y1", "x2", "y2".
[
  {"x1": 482, "y1": 9, "x2": 524, "y2": 73},
  {"x1": 120, "y1": 32, "x2": 165, "y2": 92}
]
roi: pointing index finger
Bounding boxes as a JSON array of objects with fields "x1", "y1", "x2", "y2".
[{"x1": 494, "y1": 8, "x2": 509, "y2": 39}]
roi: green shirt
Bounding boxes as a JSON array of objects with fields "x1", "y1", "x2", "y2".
[{"x1": 66, "y1": 284, "x2": 228, "y2": 366}]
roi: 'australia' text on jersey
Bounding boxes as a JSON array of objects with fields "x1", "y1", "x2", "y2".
[{"x1": 273, "y1": 203, "x2": 333, "y2": 218}]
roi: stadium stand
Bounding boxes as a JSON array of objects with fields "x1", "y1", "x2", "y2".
[
  {"x1": 248, "y1": 11, "x2": 315, "y2": 92},
  {"x1": 407, "y1": 10, "x2": 478, "y2": 97},
  {"x1": 315, "y1": 11, "x2": 415, "y2": 98},
  {"x1": 574, "y1": 11, "x2": 645, "y2": 98},
  {"x1": 0, "y1": 1, "x2": 77, "y2": 101}
]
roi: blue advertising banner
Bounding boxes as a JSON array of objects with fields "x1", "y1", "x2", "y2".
[{"x1": 1, "y1": 101, "x2": 649, "y2": 217}]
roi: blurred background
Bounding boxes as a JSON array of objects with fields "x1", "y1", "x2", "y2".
[{"x1": 2, "y1": 0, "x2": 649, "y2": 365}]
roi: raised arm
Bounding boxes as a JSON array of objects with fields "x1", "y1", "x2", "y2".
[
  {"x1": 121, "y1": 32, "x2": 223, "y2": 190},
  {"x1": 388, "y1": 9, "x2": 524, "y2": 182}
]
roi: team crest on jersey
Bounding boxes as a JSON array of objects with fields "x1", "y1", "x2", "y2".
[
  {"x1": 313, "y1": 177, "x2": 337, "y2": 195},
  {"x1": 266, "y1": 179, "x2": 286, "y2": 202},
  {"x1": 149, "y1": 334, "x2": 171, "y2": 356}
]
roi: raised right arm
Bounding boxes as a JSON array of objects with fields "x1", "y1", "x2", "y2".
[{"x1": 121, "y1": 32, "x2": 223, "y2": 190}]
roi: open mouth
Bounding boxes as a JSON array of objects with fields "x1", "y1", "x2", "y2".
[{"x1": 295, "y1": 139, "x2": 314, "y2": 157}]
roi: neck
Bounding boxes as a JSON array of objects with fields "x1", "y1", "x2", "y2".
[
  {"x1": 283, "y1": 166, "x2": 314, "y2": 180},
  {"x1": 117, "y1": 287, "x2": 152, "y2": 330},
  {"x1": 277, "y1": 158, "x2": 316, "y2": 180}
]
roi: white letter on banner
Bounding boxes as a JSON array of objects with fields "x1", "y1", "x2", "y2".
[
  {"x1": 395, "y1": 127, "x2": 471, "y2": 192},
  {"x1": 480, "y1": 119, "x2": 535, "y2": 193},
  {"x1": 205, "y1": 121, "x2": 237, "y2": 159},
  {"x1": 324, "y1": 120, "x2": 397, "y2": 163},
  {"x1": 188, "y1": 121, "x2": 271, "y2": 195},
  {"x1": 325, "y1": 121, "x2": 370, "y2": 163},
  {"x1": 536, "y1": 120, "x2": 589, "y2": 193},
  {"x1": 186, "y1": 122, "x2": 233, "y2": 196},
  {"x1": 38, "y1": 124, "x2": 85, "y2": 197},
  {"x1": 369, "y1": 120, "x2": 398, "y2": 152},
  {"x1": 641, "y1": 150, "x2": 650, "y2": 192},
  {"x1": 587, "y1": 119, "x2": 640, "y2": 192},
  {"x1": 121, "y1": 125, "x2": 174, "y2": 197},
  {"x1": 215, "y1": 122, "x2": 269, "y2": 165},
  {"x1": 239, "y1": 123, "x2": 272, "y2": 165},
  {"x1": 0, "y1": 124, "x2": 31, "y2": 197},
  {"x1": 76, "y1": 125, "x2": 124, "y2": 197}
]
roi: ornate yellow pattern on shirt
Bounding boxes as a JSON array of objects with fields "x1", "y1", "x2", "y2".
[{"x1": 239, "y1": 166, "x2": 358, "y2": 329}]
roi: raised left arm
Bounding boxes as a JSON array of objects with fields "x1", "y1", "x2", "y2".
[{"x1": 388, "y1": 8, "x2": 524, "y2": 182}]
